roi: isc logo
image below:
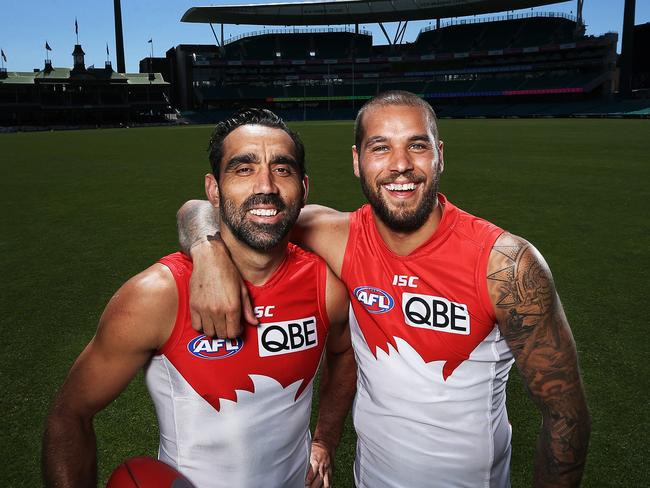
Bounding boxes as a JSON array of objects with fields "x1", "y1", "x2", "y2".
[
  {"x1": 402, "y1": 292, "x2": 470, "y2": 335},
  {"x1": 354, "y1": 286, "x2": 394, "y2": 314},
  {"x1": 187, "y1": 335, "x2": 244, "y2": 360},
  {"x1": 258, "y1": 316, "x2": 318, "y2": 357}
]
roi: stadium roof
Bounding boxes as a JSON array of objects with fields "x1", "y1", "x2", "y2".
[
  {"x1": 182, "y1": 0, "x2": 563, "y2": 26},
  {"x1": 0, "y1": 69, "x2": 167, "y2": 85}
]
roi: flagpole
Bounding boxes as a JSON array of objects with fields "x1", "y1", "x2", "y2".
[{"x1": 75, "y1": 18, "x2": 79, "y2": 44}]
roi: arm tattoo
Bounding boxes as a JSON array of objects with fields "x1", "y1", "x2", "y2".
[
  {"x1": 177, "y1": 201, "x2": 220, "y2": 255},
  {"x1": 488, "y1": 236, "x2": 590, "y2": 487}
]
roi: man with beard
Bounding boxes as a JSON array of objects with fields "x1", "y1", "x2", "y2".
[
  {"x1": 43, "y1": 108, "x2": 355, "y2": 488},
  {"x1": 178, "y1": 92, "x2": 591, "y2": 487}
]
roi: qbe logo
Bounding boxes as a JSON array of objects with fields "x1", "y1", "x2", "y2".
[
  {"x1": 402, "y1": 292, "x2": 471, "y2": 335},
  {"x1": 187, "y1": 335, "x2": 244, "y2": 360},
  {"x1": 258, "y1": 316, "x2": 318, "y2": 357},
  {"x1": 354, "y1": 286, "x2": 394, "y2": 314}
]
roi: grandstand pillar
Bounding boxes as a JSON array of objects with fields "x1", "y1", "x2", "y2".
[
  {"x1": 575, "y1": 0, "x2": 585, "y2": 36},
  {"x1": 113, "y1": 0, "x2": 126, "y2": 73},
  {"x1": 576, "y1": 0, "x2": 583, "y2": 26},
  {"x1": 620, "y1": 0, "x2": 636, "y2": 96}
]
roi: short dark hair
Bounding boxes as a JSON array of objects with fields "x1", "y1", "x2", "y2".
[
  {"x1": 354, "y1": 91, "x2": 439, "y2": 151},
  {"x1": 208, "y1": 108, "x2": 306, "y2": 179}
]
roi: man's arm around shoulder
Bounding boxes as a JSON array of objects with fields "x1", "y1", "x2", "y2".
[
  {"x1": 42, "y1": 265, "x2": 177, "y2": 487},
  {"x1": 291, "y1": 204, "x2": 350, "y2": 277},
  {"x1": 176, "y1": 200, "x2": 351, "y2": 338},
  {"x1": 488, "y1": 232, "x2": 590, "y2": 487}
]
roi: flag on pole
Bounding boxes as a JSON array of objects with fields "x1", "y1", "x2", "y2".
[
  {"x1": 75, "y1": 18, "x2": 78, "y2": 35},
  {"x1": 106, "y1": 43, "x2": 110, "y2": 56},
  {"x1": 1, "y1": 49, "x2": 6, "y2": 63},
  {"x1": 148, "y1": 38, "x2": 152, "y2": 43},
  {"x1": 45, "y1": 41, "x2": 52, "y2": 51}
]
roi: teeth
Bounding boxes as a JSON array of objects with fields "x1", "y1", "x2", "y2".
[
  {"x1": 384, "y1": 183, "x2": 416, "y2": 191},
  {"x1": 249, "y1": 208, "x2": 278, "y2": 217}
]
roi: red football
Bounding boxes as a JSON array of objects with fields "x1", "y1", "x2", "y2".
[{"x1": 106, "y1": 456, "x2": 194, "y2": 488}]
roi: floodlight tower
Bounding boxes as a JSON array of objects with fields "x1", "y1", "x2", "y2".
[
  {"x1": 620, "y1": 0, "x2": 636, "y2": 96},
  {"x1": 575, "y1": 0, "x2": 585, "y2": 36},
  {"x1": 114, "y1": 0, "x2": 126, "y2": 73}
]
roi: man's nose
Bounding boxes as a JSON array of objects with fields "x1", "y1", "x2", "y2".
[
  {"x1": 253, "y1": 166, "x2": 279, "y2": 194},
  {"x1": 388, "y1": 146, "x2": 414, "y2": 174}
]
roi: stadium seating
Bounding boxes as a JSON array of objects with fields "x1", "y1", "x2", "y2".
[
  {"x1": 414, "y1": 16, "x2": 579, "y2": 55},
  {"x1": 224, "y1": 32, "x2": 372, "y2": 61},
  {"x1": 162, "y1": 12, "x2": 619, "y2": 119}
]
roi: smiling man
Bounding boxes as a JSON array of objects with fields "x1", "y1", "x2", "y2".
[
  {"x1": 179, "y1": 92, "x2": 591, "y2": 487},
  {"x1": 43, "y1": 108, "x2": 355, "y2": 488}
]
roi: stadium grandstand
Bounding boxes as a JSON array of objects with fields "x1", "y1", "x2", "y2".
[
  {"x1": 166, "y1": 0, "x2": 648, "y2": 121},
  {"x1": 1, "y1": 0, "x2": 647, "y2": 127},
  {"x1": 0, "y1": 43, "x2": 171, "y2": 127}
]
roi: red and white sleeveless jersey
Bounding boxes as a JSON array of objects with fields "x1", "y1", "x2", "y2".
[
  {"x1": 342, "y1": 194, "x2": 514, "y2": 488},
  {"x1": 144, "y1": 245, "x2": 330, "y2": 488}
]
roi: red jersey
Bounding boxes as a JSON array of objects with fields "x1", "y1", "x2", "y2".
[
  {"x1": 342, "y1": 194, "x2": 514, "y2": 488},
  {"x1": 144, "y1": 245, "x2": 330, "y2": 488}
]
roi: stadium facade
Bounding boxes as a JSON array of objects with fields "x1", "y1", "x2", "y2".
[
  {"x1": 1, "y1": 0, "x2": 648, "y2": 126},
  {"x1": 0, "y1": 44, "x2": 170, "y2": 127},
  {"x1": 170, "y1": 16, "x2": 617, "y2": 118},
  {"x1": 158, "y1": 0, "x2": 636, "y2": 120}
]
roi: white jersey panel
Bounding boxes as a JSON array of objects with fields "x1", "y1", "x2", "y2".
[
  {"x1": 350, "y1": 307, "x2": 514, "y2": 488},
  {"x1": 145, "y1": 356, "x2": 312, "y2": 488}
]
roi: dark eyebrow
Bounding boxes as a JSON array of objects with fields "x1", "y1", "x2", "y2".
[
  {"x1": 364, "y1": 135, "x2": 388, "y2": 148},
  {"x1": 409, "y1": 134, "x2": 433, "y2": 143},
  {"x1": 270, "y1": 154, "x2": 298, "y2": 169},
  {"x1": 224, "y1": 152, "x2": 258, "y2": 172},
  {"x1": 364, "y1": 134, "x2": 431, "y2": 148}
]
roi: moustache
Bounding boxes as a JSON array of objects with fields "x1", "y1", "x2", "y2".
[
  {"x1": 377, "y1": 171, "x2": 426, "y2": 186},
  {"x1": 242, "y1": 194, "x2": 287, "y2": 212}
]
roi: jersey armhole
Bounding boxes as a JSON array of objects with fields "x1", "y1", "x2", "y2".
[
  {"x1": 316, "y1": 258, "x2": 331, "y2": 333},
  {"x1": 156, "y1": 255, "x2": 190, "y2": 356},
  {"x1": 476, "y1": 228, "x2": 506, "y2": 323},
  {"x1": 340, "y1": 208, "x2": 359, "y2": 286}
]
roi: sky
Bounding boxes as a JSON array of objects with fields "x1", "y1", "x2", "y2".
[{"x1": 1, "y1": 0, "x2": 648, "y2": 73}]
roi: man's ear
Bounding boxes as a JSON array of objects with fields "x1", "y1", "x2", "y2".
[
  {"x1": 437, "y1": 140, "x2": 445, "y2": 173},
  {"x1": 204, "y1": 173, "x2": 220, "y2": 207},
  {"x1": 352, "y1": 145, "x2": 360, "y2": 178},
  {"x1": 301, "y1": 175, "x2": 310, "y2": 207}
]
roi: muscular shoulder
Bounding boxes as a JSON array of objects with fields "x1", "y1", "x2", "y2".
[
  {"x1": 97, "y1": 263, "x2": 178, "y2": 352},
  {"x1": 293, "y1": 204, "x2": 351, "y2": 277}
]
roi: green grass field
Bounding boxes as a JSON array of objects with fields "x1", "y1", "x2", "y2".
[{"x1": 1, "y1": 118, "x2": 648, "y2": 487}]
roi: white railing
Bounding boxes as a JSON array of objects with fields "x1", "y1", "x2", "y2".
[
  {"x1": 225, "y1": 26, "x2": 372, "y2": 45},
  {"x1": 420, "y1": 11, "x2": 581, "y2": 34}
]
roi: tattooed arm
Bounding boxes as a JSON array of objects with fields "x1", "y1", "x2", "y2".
[
  {"x1": 177, "y1": 200, "x2": 256, "y2": 337},
  {"x1": 177, "y1": 199, "x2": 221, "y2": 255},
  {"x1": 487, "y1": 233, "x2": 590, "y2": 488}
]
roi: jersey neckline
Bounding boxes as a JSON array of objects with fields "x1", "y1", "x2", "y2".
[{"x1": 242, "y1": 243, "x2": 294, "y2": 290}]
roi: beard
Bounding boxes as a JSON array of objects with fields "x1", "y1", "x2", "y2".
[
  {"x1": 359, "y1": 165, "x2": 440, "y2": 233},
  {"x1": 219, "y1": 193, "x2": 301, "y2": 251}
]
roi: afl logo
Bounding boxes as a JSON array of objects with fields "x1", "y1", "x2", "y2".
[
  {"x1": 187, "y1": 335, "x2": 244, "y2": 360},
  {"x1": 354, "y1": 286, "x2": 394, "y2": 314}
]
